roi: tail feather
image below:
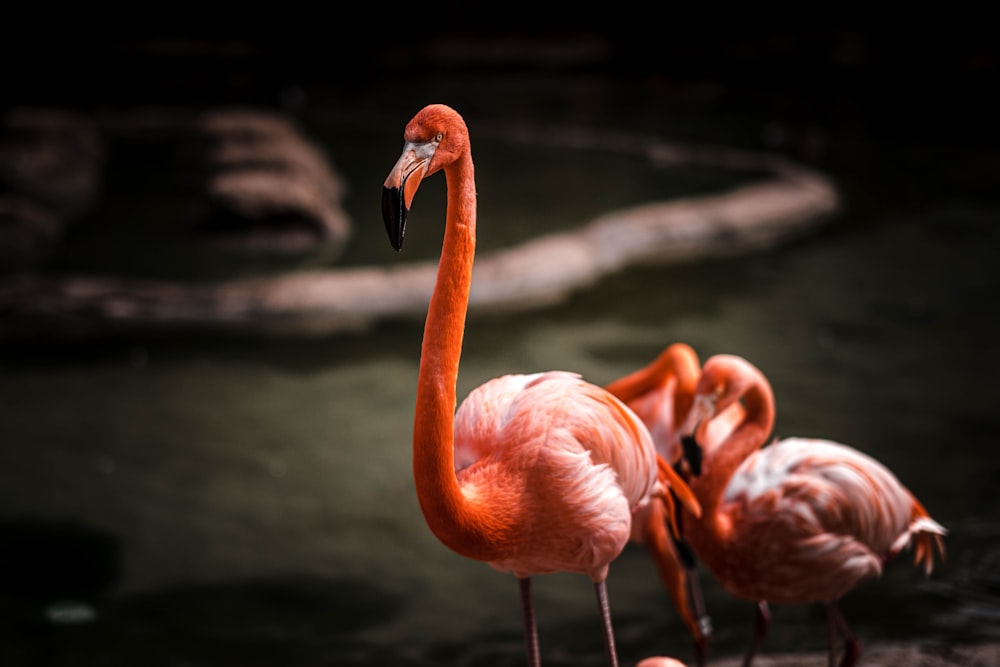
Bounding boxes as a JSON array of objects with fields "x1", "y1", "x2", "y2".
[
  {"x1": 910, "y1": 517, "x2": 947, "y2": 575},
  {"x1": 887, "y1": 498, "x2": 946, "y2": 575}
]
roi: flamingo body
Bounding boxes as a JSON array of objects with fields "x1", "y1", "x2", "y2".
[
  {"x1": 607, "y1": 343, "x2": 742, "y2": 666},
  {"x1": 454, "y1": 371, "x2": 657, "y2": 581},
  {"x1": 701, "y1": 436, "x2": 941, "y2": 604},
  {"x1": 678, "y1": 354, "x2": 946, "y2": 666}
]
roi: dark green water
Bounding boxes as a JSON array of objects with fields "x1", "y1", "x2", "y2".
[{"x1": 1, "y1": 102, "x2": 997, "y2": 667}]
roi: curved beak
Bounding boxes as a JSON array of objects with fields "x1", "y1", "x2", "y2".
[
  {"x1": 680, "y1": 433, "x2": 704, "y2": 477},
  {"x1": 381, "y1": 140, "x2": 436, "y2": 251}
]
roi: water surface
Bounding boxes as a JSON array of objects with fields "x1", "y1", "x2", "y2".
[{"x1": 1, "y1": 108, "x2": 997, "y2": 667}]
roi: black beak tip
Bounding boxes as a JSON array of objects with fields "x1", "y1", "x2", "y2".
[
  {"x1": 381, "y1": 186, "x2": 407, "y2": 251},
  {"x1": 680, "y1": 434, "x2": 704, "y2": 477}
]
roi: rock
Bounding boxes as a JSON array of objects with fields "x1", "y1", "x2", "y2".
[
  {"x1": 185, "y1": 108, "x2": 351, "y2": 256},
  {"x1": 0, "y1": 108, "x2": 104, "y2": 273},
  {"x1": 0, "y1": 123, "x2": 840, "y2": 338},
  {"x1": 0, "y1": 108, "x2": 104, "y2": 219}
]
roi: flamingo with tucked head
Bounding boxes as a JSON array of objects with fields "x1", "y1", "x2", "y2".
[
  {"x1": 675, "y1": 354, "x2": 946, "y2": 667},
  {"x1": 381, "y1": 104, "x2": 700, "y2": 667},
  {"x1": 606, "y1": 343, "x2": 742, "y2": 666}
]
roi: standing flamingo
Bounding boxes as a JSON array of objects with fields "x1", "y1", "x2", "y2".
[
  {"x1": 381, "y1": 104, "x2": 700, "y2": 667},
  {"x1": 606, "y1": 343, "x2": 742, "y2": 666},
  {"x1": 674, "y1": 354, "x2": 946, "y2": 667}
]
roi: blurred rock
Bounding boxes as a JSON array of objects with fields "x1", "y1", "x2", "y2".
[
  {"x1": 0, "y1": 109, "x2": 104, "y2": 273},
  {"x1": 0, "y1": 106, "x2": 352, "y2": 276},
  {"x1": 0, "y1": 108, "x2": 103, "y2": 218},
  {"x1": 185, "y1": 108, "x2": 351, "y2": 256},
  {"x1": 0, "y1": 124, "x2": 840, "y2": 338}
]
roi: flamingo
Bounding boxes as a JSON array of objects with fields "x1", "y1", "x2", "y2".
[
  {"x1": 605, "y1": 343, "x2": 743, "y2": 666},
  {"x1": 674, "y1": 353, "x2": 947, "y2": 667},
  {"x1": 381, "y1": 103, "x2": 700, "y2": 667},
  {"x1": 605, "y1": 343, "x2": 744, "y2": 480},
  {"x1": 635, "y1": 658, "x2": 687, "y2": 667}
]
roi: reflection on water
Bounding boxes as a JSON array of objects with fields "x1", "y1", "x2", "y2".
[{"x1": 0, "y1": 122, "x2": 998, "y2": 666}]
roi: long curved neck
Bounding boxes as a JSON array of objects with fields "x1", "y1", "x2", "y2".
[
  {"x1": 609, "y1": 348, "x2": 698, "y2": 402},
  {"x1": 695, "y1": 383, "x2": 775, "y2": 517},
  {"x1": 412, "y1": 152, "x2": 501, "y2": 560},
  {"x1": 607, "y1": 347, "x2": 700, "y2": 422}
]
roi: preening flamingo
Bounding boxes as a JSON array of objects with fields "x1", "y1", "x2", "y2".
[
  {"x1": 606, "y1": 343, "x2": 744, "y2": 478},
  {"x1": 605, "y1": 343, "x2": 702, "y2": 478},
  {"x1": 606, "y1": 343, "x2": 742, "y2": 666},
  {"x1": 381, "y1": 104, "x2": 700, "y2": 667},
  {"x1": 675, "y1": 354, "x2": 947, "y2": 667}
]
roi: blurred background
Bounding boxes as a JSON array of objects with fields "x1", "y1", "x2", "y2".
[{"x1": 1, "y1": 11, "x2": 998, "y2": 667}]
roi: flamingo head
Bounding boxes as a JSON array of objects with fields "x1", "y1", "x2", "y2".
[
  {"x1": 677, "y1": 354, "x2": 766, "y2": 470},
  {"x1": 381, "y1": 104, "x2": 471, "y2": 251}
]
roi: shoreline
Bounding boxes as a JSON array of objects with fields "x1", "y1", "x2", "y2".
[{"x1": 688, "y1": 640, "x2": 1000, "y2": 667}]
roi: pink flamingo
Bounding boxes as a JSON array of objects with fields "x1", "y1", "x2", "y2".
[
  {"x1": 605, "y1": 343, "x2": 742, "y2": 666},
  {"x1": 675, "y1": 353, "x2": 947, "y2": 667},
  {"x1": 381, "y1": 104, "x2": 700, "y2": 667}
]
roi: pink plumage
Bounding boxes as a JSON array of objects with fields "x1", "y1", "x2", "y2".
[
  {"x1": 708, "y1": 436, "x2": 946, "y2": 604},
  {"x1": 454, "y1": 371, "x2": 659, "y2": 581},
  {"x1": 382, "y1": 104, "x2": 700, "y2": 667},
  {"x1": 677, "y1": 354, "x2": 946, "y2": 666}
]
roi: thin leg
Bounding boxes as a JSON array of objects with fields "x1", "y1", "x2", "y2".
[
  {"x1": 671, "y1": 487, "x2": 711, "y2": 667},
  {"x1": 671, "y1": 505, "x2": 710, "y2": 633},
  {"x1": 519, "y1": 577, "x2": 541, "y2": 667},
  {"x1": 673, "y1": 532, "x2": 711, "y2": 667},
  {"x1": 741, "y1": 601, "x2": 770, "y2": 667},
  {"x1": 683, "y1": 561, "x2": 711, "y2": 667},
  {"x1": 594, "y1": 580, "x2": 620, "y2": 667},
  {"x1": 644, "y1": 499, "x2": 710, "y2": 666},
  {"x1": 827, "y1": 603, "x2": 861, "y2": 667}
]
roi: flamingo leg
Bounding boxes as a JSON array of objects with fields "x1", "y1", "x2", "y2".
[
  {"x1": 674, "y1": 536, "x2": 711, "y2": 667},
  {"x1": 670, "y1": 509, "x2": 711, "y2": 666},
  {"x1": 826, "y1": 602, "x2": 861, "y2": 667},
  {"x1": 643, "y1": 499, "x2": 709, "y2": 665},
  {"x1": 741, "y1": 600, "x2": 770, "y2": 667},
  {"x1": 594, "y1": 580, "x2": 621, "y2": 667},
  {"x1": 519, "y1": 577, "x2": 541, "y2": 667}
]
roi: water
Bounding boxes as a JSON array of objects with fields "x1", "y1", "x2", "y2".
[{"x1": 1, "y1": 94, "x2": 998, "y2": 665}]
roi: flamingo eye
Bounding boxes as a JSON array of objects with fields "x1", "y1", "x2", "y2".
[{"x1": 434, "y1": 132, "x2": 443, "y2": 142}]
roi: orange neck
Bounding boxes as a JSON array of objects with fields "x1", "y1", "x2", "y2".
[
  {"x1": 606, "y1": 344, "x2": 700, "y2": 422},
  {"x1": 694, "y1": 381, "x2": 775, "y2": 518},
  {"x1": 411, "y1": 152, "x2": 506, "y2": 561}
]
